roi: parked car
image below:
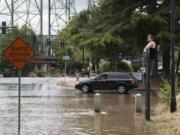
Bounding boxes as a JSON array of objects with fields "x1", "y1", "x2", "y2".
[{"x1": 75, "y1": 72, "x2": 138, "y2": 94}]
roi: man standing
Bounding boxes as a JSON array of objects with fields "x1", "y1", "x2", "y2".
[{"x1": 143, "y1": 34, "x2": 156, "y2": 76}]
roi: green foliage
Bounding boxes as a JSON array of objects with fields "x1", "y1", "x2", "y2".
[
  {"x1": 99, "y1": 60, "x2": 111, "y2": 73},
  {"x1": 53, "y1": 0, "x2": 180, "y2": 74},
  {"x1": 160, "y1": 77, "x2": 179, "y2": 104},
  {"x1": 3, "y1": 26, "x2": 38, "y2": 51},
  {"x1": 3, "y1": 68, "x2": 16, "y2": 77},
  {"x1": 48, "y1": 67, "x2": 57, "y2": 74},
  {"x1": 117, "y1": 61, "x2": 133, "y2": 72},
  {"x1": 67, "y1": 62, "x2": 84, "y2": 74},
  {"x1": 132, "y1": 64, "x2": 141, "y2": 72},
  {"x1": 160, "y1": 78, "x2": 171, "y2": 104},
  {"x1": 98, "y1": 60, "x2": 133, "y2": 73}
]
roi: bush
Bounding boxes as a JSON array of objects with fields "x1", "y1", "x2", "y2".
[
  {"x1": 132, "y1": 63, "x2": 141, "y2": 72},
  {"x1": 160, "y1": 77, "x2": 179, "y2": 104},
  {"x1": 96, "y1": 68, "x2": 100, "y2": 74},
  {"x1": 99, "y1": 60, "x2": 111, "y2": 73},
  {"x1": 3, "y1": 68, "x2": 15, "y2": 77},
  {"x1": 67, "y1": 61, "x2": 84, "y2": 74},
  {"x1": 99, "y1": 60, "x2": 133, "y2": 73},
  {"x1": 117, "y1": 61, "x2": 133, "y2": 72},
  {"x1": 160, "y1": 78, "x2": 171, "y2": 104},
  {"x1": 48, "y1": 67, "x2": 57, "y2": 74}
]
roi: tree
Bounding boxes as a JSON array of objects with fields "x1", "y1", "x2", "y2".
[{"x1": 54, "y1": 0, "x2": 180, "y2": 75}]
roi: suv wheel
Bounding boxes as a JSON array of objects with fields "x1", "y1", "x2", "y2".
[
  {"x1": 81, "y1": 84, "x2": 90, "y2": 93},
  {"x1": 117, "y1": 85, "x2": 127, "y2": 94}
]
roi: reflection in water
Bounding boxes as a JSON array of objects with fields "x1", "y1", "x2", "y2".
[
  {"x1": 134, "y1": 114, "x2": 145, "y2": 135},
  {"x1": 0, "y1": 95, "x2": 155, "y2": 135},
  {"x1": 94, "y1": 113, "x2": 101, "y2": 135}
]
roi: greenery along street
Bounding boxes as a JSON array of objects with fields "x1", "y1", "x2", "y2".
[
  {"x1": 0, "y1": 0, "x2": 180, "y2": 76},
  {"x1": 53, "y1": 0, "x2": 180, "y2": 75}
]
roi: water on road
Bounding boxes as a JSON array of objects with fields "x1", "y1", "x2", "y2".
[{"x1": 0, "y1": 78, "x2": 156, "y2": 135}]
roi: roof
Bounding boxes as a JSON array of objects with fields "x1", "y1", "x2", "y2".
[{"x1": 104, "y1": 72, "x2": 129, "y2": 75}]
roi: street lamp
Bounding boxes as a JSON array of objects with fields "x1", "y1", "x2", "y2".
[{"x1": 170, "y1": 0, "x2": 176, "y2": 113}]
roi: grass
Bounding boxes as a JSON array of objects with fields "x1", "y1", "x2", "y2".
[{"x1": 146, "y1": 95, "x2": 180, "y2": 135}]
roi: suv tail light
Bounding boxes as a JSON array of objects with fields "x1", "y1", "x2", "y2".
[{"x1": 128, "y1": 79, "x2": 135, "y2": 84}]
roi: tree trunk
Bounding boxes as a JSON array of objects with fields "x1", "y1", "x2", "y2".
[
  {"x1": 147, "y1": 0, "x2": 157, "y2": 13},
  {"x1": 163, "y1": 47, "x2": 170, "y2": 76},
  {"x1": 111, "y1": 51, "x2": 118, "y2": 72},
  {"x1": 114, "y1": 51, "x2": 118, "y2": 72}
]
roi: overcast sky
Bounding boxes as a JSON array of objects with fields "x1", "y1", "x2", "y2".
[
  {"x1": 43, "y1": 0, "x2": 88, "y2": 35},
  {"x1": 0, "y1": 0, "x2": 88, "y2": 35}
]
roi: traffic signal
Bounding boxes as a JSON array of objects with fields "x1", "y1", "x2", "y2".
[
  {"x1": 60, "y1": 39, "x2": 65, "y2": 48},
  {"x1": 2, "y1": 21, "x2": 6, "y2": 34}
]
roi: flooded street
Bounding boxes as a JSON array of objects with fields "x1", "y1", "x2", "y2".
[{"x1": 0, "y1": 78, "x2": 156, "y2": 135}]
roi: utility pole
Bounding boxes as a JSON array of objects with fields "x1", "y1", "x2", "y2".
[
  {"x1": 40, "y1": 0, "x2": 43, "y2": 36},
  {"x1": 11, "y1": 0, "x2": 14, "y2": 27},
  {"x1": 68, "y1": 0, "x2": 71, "y2": 20},
  {"x1": 88, "y1": 0, "x2": 96, "y2": 12},
  {"x1": 40, "y1": 0, "x2": 43, "y2": 56},
  {"x1": 48, "y1": 0, "x2": 76, "y2": 35},
  {"x1": 48, "y1": 0, "x2": 52, "y2": 57},
  {"x1": 66, "y1": 0, "x2": 68, "y2": 22},
  {"x1": 170, "y1": 0, "x2": 176, "y2": 113},
  {"x1": 145, "y1": 51, "x2": 151, "y2": 121},
  {"x1": 48, "y1": 0, "x2": 51, "y2": 37}
]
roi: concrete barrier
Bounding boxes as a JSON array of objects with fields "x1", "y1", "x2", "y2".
[
  {"x1": 95, "y1": 93, "x2": 101, "y2": 113},
  {"x1": 135, "y1": 94, "x2": 142, "y2": 113}
]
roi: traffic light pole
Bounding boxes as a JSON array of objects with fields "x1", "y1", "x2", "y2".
[
  {"x1": 1, "y1": 22, "x2": 7, "y2": 34},
  {"x1": 170, "y1": 0, "x2": 176, "y2": 113},
  {"x1": 0, "y1": 21, "x2": 16, "y2": 34}
]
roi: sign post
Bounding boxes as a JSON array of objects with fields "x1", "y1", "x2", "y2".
[
  {"x1": 63, "y1": 54, "x2": 70, "y2": 75},
  {"x1": 4, "y1": 38, "x2": 35, "y2": 135},
  {"x1": 18, "y1": 70, "x2": 21, "y2": 135}
]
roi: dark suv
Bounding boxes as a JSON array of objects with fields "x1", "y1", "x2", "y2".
[{"x1": 75, "y1": 72, "x2": 138, "y2": 94}]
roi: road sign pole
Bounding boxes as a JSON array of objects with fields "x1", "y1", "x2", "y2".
[
  {"x1": 63, "y1": 54, "x2": 70, "y2": 75},
  {"x1": 3, "y1": 38, "x2": 35, "y2": 135},
  {"x1": 65, "y1": 60, "x2": 67, "y2": 75},
  {"x1": 18, "y1": 70, "x2": 21, "y2": 135}
]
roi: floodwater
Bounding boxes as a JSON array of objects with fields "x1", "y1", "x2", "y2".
[{"x1": 0, "y1": 78, "x2": 157, "y2": 135}]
